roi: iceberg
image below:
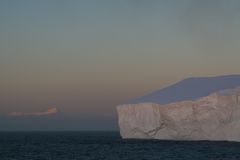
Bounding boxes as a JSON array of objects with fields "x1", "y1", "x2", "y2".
[{"x1": 117, "y1": 75, "x2": 240, "y2": 141}]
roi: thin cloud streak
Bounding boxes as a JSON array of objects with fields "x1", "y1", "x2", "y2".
[{"x1": 8, "y1": 108, "x2": 58, "y2": 117}]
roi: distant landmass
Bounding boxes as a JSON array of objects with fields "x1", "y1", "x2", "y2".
[
  {"x1": 130, "y1": 74, "x2": 240, "y2": 104},
  {"x1": 117, "y1": 75, "x2": 240, "y2": 141}
]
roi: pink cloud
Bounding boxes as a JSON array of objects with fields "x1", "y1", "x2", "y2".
[{"x1": 8, "y1": 108, "x2": 58, "y2": 117}]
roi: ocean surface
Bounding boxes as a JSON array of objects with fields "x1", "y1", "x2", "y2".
[{"x1": 0, "y1": 132, "x2": 240, "y2": 160}]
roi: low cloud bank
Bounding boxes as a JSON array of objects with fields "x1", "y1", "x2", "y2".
[{"x1": 8, "y1": 108, "x2": 58, "y2": 117}]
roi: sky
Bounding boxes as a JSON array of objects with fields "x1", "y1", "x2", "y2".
[{"x1": 1, "y1": 0, "x2": 240, "y2": 131}]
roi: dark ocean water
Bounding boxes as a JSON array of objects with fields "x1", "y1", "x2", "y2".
[{"x1": 0, "y1": 132, "x2": 240, "y2": 160}]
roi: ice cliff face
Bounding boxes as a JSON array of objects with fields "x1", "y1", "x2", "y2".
[{"x1": 117, "y1": 75, "x2": 240, "y2": 141}]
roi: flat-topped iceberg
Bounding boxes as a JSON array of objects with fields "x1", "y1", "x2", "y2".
[{"x1": 117, "y1": 75, "x2": 240, "y2": 141}]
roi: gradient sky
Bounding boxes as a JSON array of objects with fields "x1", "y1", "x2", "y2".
[{"x1": 1, "y1": 0, "x2": 240, "y2": 130}]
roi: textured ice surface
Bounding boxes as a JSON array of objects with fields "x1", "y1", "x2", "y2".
[{"x1": 117, "y1": 93, "x2": 240, "y2": 141}]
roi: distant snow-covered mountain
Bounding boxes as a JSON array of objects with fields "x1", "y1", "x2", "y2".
[{"x1": 129, "y1": 74, "x2": 240, "y2": 104}]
